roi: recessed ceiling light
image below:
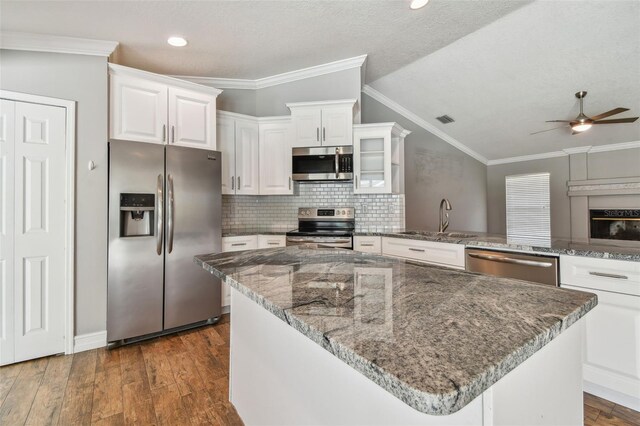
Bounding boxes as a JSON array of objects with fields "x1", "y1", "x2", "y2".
[
  {"x1": 410, "y1": 0, "x2": 429, "y2": 10},
  {"x1": 167, "y1": 36, "x2": 187, "y2": 47}
]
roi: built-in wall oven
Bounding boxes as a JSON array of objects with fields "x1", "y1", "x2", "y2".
[
  {"x1": 292, "y1": 146, "x2": 353, "y2": 181},
  {"x1": 590, "y1": 209, "x2": 640, "y2": 244},
  {"x1": 286, "y1": 208, "x2": 355, "y2": 249}
]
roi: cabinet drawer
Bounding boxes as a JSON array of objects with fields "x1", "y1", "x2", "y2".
[
  {"x1": 222, "y1": 235, "x2": 259, "y2": 252},
  {"x1": 382, "y1": 237, "x2": 465, "y2": 269},
  {"x1": 258, "y1": 235, "x2": 286, "y2": 249},
  {"x1": 354, "y1": 236, "x2": 382, "y2": 254},
  {"x1": 560, "y1": 255, "x2": 640, "y2": 296}
]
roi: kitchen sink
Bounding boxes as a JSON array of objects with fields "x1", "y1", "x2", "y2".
[{"x1": 398, "y1": 231, "x2": 478, "y2": 239}]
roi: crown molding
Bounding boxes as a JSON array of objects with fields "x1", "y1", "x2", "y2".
[
  {"x1": 488, "y1": 140, "x2": 640, "y2": 166},
  {"x1": 109, "y1": 63, "x2": 222, "y2": 96},
  {"x1": 286, "y1": 99, "x2": 357, "y2": 109},
  {"x1": 172, "y1": 54, "x2": 367, "y2": 90},
  {"x1": 361, "y1": 85, "x2": 488, "y2": 165},
  {"x1": 0, "y1": 31, "x2": 118, "y2": 57}
]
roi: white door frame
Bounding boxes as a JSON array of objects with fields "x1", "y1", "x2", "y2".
[{"x1": 0, "y1": 89, "x2": 76, "y2": 355}]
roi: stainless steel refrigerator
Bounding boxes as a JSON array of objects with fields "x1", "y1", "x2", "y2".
[{"x1": 108, "y1": 140, "x2": 222, "y2": 343}]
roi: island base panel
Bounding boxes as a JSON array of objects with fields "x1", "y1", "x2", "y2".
[{"x1": 228, "y1": 288, "x2": 585, "y2": 425}]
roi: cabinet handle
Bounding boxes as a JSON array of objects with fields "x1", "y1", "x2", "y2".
[
  {"x1": 588, "y1": 271, "x2": 628, "y2": 280},
  {"x1": 268, "y1": 242, "x2": 280, "y2": 245},
  {"x1": 316, "y1": 127, "x2": 319, "y2": 142},
  {"x1": 355, "y1": 175, "x2": 358, "y2": 189},
  {"x1": 231, "y1": 176, "x2": 235, "y2": 190},
  {"x1": 162, "y1": 124, "x2": 166, "y2": 142},
  {"x1": 289, "y1": 176, "x2": 292, "y2": 190},
  {"x1": 231, "y1": 243, "x2": 247, "y2": 246},
  {"x1": 360, "y1": 243, "x2": 374, "y2": 247},
  {"x1": 237, "y1": 176, "x2": 240, "y2": 190},
  {"x1": 323, "y1": 127, "x2": 326, "y2": 141},
  {"x1": 409, "y1": 248, "x2": 425, "y2": 252},
  {"x1": 171, "y1": 125, "x2": 175, "y2": 143}
]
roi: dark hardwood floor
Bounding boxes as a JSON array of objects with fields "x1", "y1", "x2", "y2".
[{"x1": 1, "y1": 314, "x2": 638, "y2": 425}]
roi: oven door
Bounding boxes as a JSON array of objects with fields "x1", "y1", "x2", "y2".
[
  {"x1": 292, "y1": 146, "x2": 353, "y2": 181},
  {"x1": 286, "y1": 236, "x2": 353, "y2": 249}
]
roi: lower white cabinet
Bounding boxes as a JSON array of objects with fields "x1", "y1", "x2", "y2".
[
  {"x1": 354, "y1": 236, "x2": 382, "y2": 254},
  {"x1": 258, "y1": 235, "x2": 287, "y2": 249},
  {"x1": 560, "y1": 255, "x2": 640, "y2": 410},
  {"x1": 381, "y1": 237, "x2": 465, "y2": 269}
]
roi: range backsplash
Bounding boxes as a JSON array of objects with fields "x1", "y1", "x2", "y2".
[{"x1": 222, "y1": 182, "x2": 405, "y2": 233}]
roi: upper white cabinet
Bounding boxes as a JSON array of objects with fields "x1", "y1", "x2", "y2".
[
  {"x1": 217, "y1": 111, "x2": 260, "y2": 195},
  {"x1": 353, "y1": 123, "x2": 409, "y2": 195},
  {"x1": 259, "y1": 117, "x2": 293, "y2": 195},
  {"x1": 287, "y1": 100, "x2": 356, "y2": 147},
  {"x1": 109, "y1": 64, "x2": 221, "y2": 149}
]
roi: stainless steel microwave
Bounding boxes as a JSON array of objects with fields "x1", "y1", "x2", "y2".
[{"x1": 292, "y1": 146, "x2": 353, "y2": 181}]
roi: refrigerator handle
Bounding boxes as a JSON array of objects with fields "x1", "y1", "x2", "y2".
[
  {"x1": 156, "y1": 174, "x2": 164, "y2": 255},
  {"x1": 167, "y1": 174, "x2": 175, "y2": 254}
]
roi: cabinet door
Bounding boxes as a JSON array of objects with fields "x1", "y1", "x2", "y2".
[
  {"x1": 563, "y1": 285, "x2": 640, "y2": 402},
  {"x1": 321, "y1": 105, "x2": 353, "y2": 146},
  {"x1": 353, "y1": 129, "x2": 391, "y2": 194},
  {"x1": 110, "y1": 74, "x2": 168, "y2": 144},
  {"x1": 235, "y1": 119, "x2": 260, "y2": 195},
  {"x1": 168, "y1": 87, "x2": 215, "y2": 149},
  {"x1": 291, "y1": 107, "x2": 322, "y2": 147},
  {"x1": 257, "y1": 235, "x2": 287, "y2": 249},
  {"x1": 259, "y1": 121, "x2": 293, "y2": 195},
  {"x1": 354, "y1": 236, "x2": 382, "y2": 254},
  {"x1": 217, "y1": 116, "x2": 236, "y2": 195}
]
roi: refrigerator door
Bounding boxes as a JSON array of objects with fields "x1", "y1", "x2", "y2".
[
  {"x1": 164, "y1": 146, "x2": 222, "y2": 329},
  {"x1": 108, "y1": 140, "x2": 165, "y2": 341}
]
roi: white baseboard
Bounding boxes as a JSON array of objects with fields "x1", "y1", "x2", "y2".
[
  {"x1": 74, "y1": 330, "x2": 107, "y2": 353},
  {"x1": 222, "y1": 305, "x2": 230, "y2": 315},
  {"x1": 584, "y1": 381, "x2": 640, "y2": 412}
]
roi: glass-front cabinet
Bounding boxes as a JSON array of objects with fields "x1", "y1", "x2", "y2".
[{"x1": 353, "y1": 123, "x2": 410, "y2": 194}]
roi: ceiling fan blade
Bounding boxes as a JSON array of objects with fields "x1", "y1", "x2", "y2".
[
  {"x1": 593, "y1": 117, "x2": 639, "y2": 124},
  {"x1": 530, "y1": 125, "x2": 568, "y2": 135},
  {"x1": 546, "y1": 120, "x2": 573, "y2": 123},
  {"x1": 590, "y1": 107, "x2": 630, "y2": 121}
]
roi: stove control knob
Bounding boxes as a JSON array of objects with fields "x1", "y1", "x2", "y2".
[
  {"x1": 341, "y1": 210, "x2": 346, "y2": 215},
  {"x1": 306, "y1": 210, "x2": 311, "y2": 216}
]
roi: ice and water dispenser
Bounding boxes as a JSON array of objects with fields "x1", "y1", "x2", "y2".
[{"x1": 119, "y1": 193, "x2": 155, "y2": 237}]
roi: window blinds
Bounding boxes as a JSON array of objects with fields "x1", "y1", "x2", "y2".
[{"x1": 505, "y1": 172, "x2": 551, "y2": 246}]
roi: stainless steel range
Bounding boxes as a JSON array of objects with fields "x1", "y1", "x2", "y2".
[{"x1": 286, "y1": 207, "x2": 355, "y2": 249}]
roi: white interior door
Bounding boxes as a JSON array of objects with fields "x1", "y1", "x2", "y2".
[
  {"x1": 1, "y1": 100, "x2": 67, "y2": 365},
  {"x1": 0, "y1": 100, "x2": 16, "y2": 365}
]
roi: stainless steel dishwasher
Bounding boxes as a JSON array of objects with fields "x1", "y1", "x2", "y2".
[{"x1": 465, "y1": 248, "x2": 559, "y2": 286}]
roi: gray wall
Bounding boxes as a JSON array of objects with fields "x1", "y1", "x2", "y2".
[
  {"x1": 361, "y1": 93, "x2": 488, "y2": 233},
  {"x1": 487, "y1": 156, "x2": 571, "y2": 238},
  {"x1": 486, "y1": 148, "x2": 640, "y2": 238},
  {"x1": 1, "y1": 49, "x2": 108, "y2": 336},
  {"x1": 211, "y1": 68, "x2": 361, "y2": 119}
]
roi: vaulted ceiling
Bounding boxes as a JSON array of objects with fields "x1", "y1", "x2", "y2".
[{"x1": 2, "y1": 0, "x2": 638, "y2": 161}]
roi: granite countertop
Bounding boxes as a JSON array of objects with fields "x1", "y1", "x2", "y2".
[
  {"x1": 355, "y1": 230, "x2": 640, "y2": 262},
  {"x1": 222, "y1": 227, "x2": 289, "y2": 237},
  {"x1": 195, "y1": 247, "x2": 597, "y2": 415}
]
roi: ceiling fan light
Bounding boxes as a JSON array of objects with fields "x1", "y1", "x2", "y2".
[
  {"x1": 571, "y1": 123, "x2": 592, "y2": 132},
  {"x1": 410, "y1": 0, "x2": 429, "y2": 10}
]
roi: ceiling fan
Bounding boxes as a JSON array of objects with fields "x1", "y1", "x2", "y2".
[{"x1": 531, "y1": 91, "x2": 638, "y2": 135}]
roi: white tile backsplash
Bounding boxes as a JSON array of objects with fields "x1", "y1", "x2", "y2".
[{"x1": 222, "y1": 182, "x2": 405, "y2": 232}]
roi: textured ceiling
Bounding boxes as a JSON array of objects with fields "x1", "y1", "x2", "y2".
[
  {"x1": 0, "y1": 0, "x2": 529, "y2": 81},
  {"x1": 369, "y1": 0, "x2": 640, "y2": 160}
]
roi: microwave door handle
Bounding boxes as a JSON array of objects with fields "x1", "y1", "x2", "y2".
[{"x1": 335, "y1": 148, "x2": 339, "y2": 178}]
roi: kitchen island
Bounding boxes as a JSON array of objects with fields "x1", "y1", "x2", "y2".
[{"x1": 195, "y1": 247, "x2": 597, "y2": 425}]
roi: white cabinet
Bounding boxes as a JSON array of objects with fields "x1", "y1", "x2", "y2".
[
  {"x1": 560, "y1": 256, "x2": 640, "y2": 409},
  {"x1": 217, "y1": 111, "x2": 260, "y2": 195},
  {"x1": 109, "y1": 64, "x2": 220, "y2": 149},
  {"x1": 287, "y1": 100, "x2": 356, "y2": 147},
  {"x1": 382, "y1": 237, "x2": 465, "y2": 269},
  {"x1": 354, "y1": 236, "x2": 382, "y2": 254},
  {"x1": 353, "y1": 123, "x2": 409, "y2": 195},
  {"x1": 221, "y1": 235, "x2": 259, "y2": 307},
  {"x1": 258, "y1": 235, "x2": 287, "y2": 249},
  {"x1": 259, "y1": 117, "x2": 293, "y2": 195}
]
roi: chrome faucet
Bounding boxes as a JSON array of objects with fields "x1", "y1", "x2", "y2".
[{"x1": 438, "y1": 198, "x2": 452, "y2": 233}]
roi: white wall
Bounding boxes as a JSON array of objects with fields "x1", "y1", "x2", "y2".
[{"x1": 0, "y1": 49, "x2": 108, "y2": 336}]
